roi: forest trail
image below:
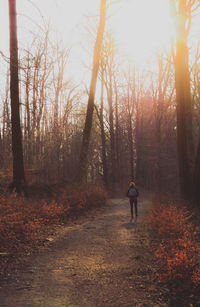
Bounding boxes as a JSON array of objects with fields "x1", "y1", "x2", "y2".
[{"x1": 0, "y1": 197, "x2": 165, "y2": 307}]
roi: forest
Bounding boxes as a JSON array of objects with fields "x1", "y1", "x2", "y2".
[
  {"x1": 1, "y1": 0, "x2": 200, "y2": 306},
  {"x1": 0, "y1": 0, "x2": 200, "y2": 202}
]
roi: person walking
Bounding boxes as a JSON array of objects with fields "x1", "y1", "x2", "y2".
[{"x1": 126, "y1": 181, "x2": 139, "y2": 222}]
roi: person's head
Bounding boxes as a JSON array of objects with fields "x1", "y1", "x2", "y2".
[{"x1": 129, "y1": 181, "x2": 135, "y2": 187}]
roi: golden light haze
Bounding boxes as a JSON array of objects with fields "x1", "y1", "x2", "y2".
[
  {"x1": 111, "y1": 0, "x2": 173, "y2": 64},
  {"x1": 0, "y1": 0, "x2": 200, "y2": 76}
]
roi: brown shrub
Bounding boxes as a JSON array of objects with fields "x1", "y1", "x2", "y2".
[
  {"x1": 0, "y1": 184, "x2": 108, "y2": 254},
  {"x1": 148, "y1": 201, "x2": 200, "y2": 304}
]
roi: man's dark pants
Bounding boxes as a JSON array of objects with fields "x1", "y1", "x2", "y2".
[{"x1": 129, "y1": 198, "x2": 138, "y2": 218}]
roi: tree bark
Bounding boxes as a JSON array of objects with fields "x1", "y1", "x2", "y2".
[
  {"x1": 100, "y1": 68, "x2": 108, "y2": 187},
  {"x1": 193, "y1": 133, "x2": 200, "y2": 205},
  {"x1": 8, "y1": 0, "x2": 26, "y2": 193},
  {"x1": 135, "y1": 96, "x2": 141, "y2": 185},
  {"x1": 114, "y1": 76, "x2": 121, "y2": 186},
  {"x1": 155, "y1": 56, "x2": 163, "y2": 197},
  {"x1": 77, "y1": 0, "x2": 106, "y2": 183},
  {"x1": 127, "y1": 69, "x2": 134, "y2": 181},
  {"x1": 107, "y1": 68, "x2": 116, "y2": 192},
  {"x1": 172, "y1": 0, "x2": 193, "y2": 200}
]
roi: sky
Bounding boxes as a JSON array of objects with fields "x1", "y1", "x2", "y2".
[
  {"x1": 0, "y1": 0, "x2": 100, "y2": 86},
  {"x1": 0, "y1": 0, "x2": 172, "y2": 59},
  {"x1": 0, "y1": 0, "x2": 200, "y2": 86}
]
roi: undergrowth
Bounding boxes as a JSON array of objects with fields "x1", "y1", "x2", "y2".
[
  {"x1": 0, "y1": 184, "x2": 108, "y2": 255},
  {"x1": 148, "y1": 197, "x2": 200, "y2": 306}
]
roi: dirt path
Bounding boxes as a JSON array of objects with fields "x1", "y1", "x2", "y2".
[{"x1": 0, "y1": 198, "x2": 166, "y2": 307}]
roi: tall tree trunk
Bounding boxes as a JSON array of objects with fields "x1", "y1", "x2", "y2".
[
  {"x1": 107, "y1": 70, "x2": 116, "y2": 192},
  {"x1": 8, "y1": 0, "x2": 26, "y2": 193},
  {"x1": 3, "y1": 71, "x2": 11, "y2": 168},
  {"x1": 114, "y1": 76, "x2": 120, "y2": 186},
  {"x1": 193, "y1": 133, "x2": 200, "y2": 205},
  {"x1": 135, "y1": 94, "x2": 142, "y2": 187},
  {"x1": 128, "y1": 114, "x2": 134, "y2": 180},
  {"x1": 77, "y1": 0, "x2": 106, "y2": 183},
  {"x1": 100, "y1": 68, "x2": 108, "y2": 187},
  {"x1": 155, "y1": 56, "x2": 163, "y2": 197},
  {"x1": 135, "y1": 101, "x2": 140, "y2": 184},
  {"x1": 127, "y1": 69, "x2": 134, "y2": 181},
  {"x1": 171, "y1": 0, "x2": 193, "y2": 200},
  {"x1": 25, "y1": 54, "x2": 31, "y2": 166}
]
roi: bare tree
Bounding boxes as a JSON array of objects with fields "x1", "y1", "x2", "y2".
[
  {"x1": 99, "y1": 64, "x2": 108, "y2": 187},
  {"x1": 77, "y1": 0, "x2": 106, "y2": 183},
  {"x1": 154, "y1": 54, "x2": 174, "y2": 197},
  {"x1": 8, "y1": 0, "x2": 26, "y2": 193},
  {"x1": 170, "y1": 0, "x2": 200, "y2": 200}
]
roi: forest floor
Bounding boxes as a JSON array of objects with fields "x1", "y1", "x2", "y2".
[{"x1": 0, "y1": 196, "x2": 168, "y2": 307}]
